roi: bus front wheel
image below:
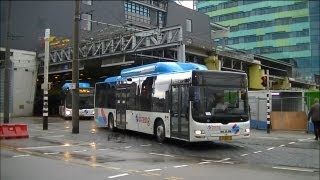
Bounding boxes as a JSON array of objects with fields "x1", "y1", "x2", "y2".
[
  {"x1": 108, "y1": 114, "x2": 115, "y2": 131},
  {"x1": 155, "y1": 120, "x2": 165, "y2": 143}
]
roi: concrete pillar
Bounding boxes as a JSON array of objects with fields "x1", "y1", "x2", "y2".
[
  {"x1": 177, "y1": 44, "x2": 185, "y2": 62},
  {"x1": 204, "y1": 55, "x2": 220, "y2": 70},
  {"x1": 272, "y1": 77, "x2": 291, "y2": 90},
  {"x1": 249, "y1": 63, "x2": 264, "y2": 90}
]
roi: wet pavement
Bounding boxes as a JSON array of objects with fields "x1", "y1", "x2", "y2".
[{"x1": 1, "y1": 116, "x2": 319, "y2": 180}]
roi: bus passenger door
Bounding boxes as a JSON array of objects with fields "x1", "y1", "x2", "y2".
[
  {"x1": 116, "y1": 88, "x2": 126, "y2": 129},
  {"x1": 170, "y1": 84, "x2": 189, "y2": 140}
]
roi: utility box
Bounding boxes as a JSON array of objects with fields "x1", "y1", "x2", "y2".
[{"x1": 0, "y1": 48, "x2": 37, "y2": 117}]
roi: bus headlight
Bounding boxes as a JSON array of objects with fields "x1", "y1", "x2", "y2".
[
  {"x1": 195, "y1": 130, "x2": 205, "y2": 135},
  {"x1": 66, "y1": 110, "x2": 71, "y2": 116},
  {"x1": 245, "y1": 128, "x2": 250, "y2": 133}
]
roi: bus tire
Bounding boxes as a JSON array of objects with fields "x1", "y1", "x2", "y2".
[
  {"x1": 108, "y1": 114, "x2": 115, "y2": 131},
  {"x1": 155, "y1": 120, "x2": 165, "y2": 143}
]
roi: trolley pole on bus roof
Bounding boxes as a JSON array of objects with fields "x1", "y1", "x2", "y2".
[
  {"x1": 43, "y1": 28, "x2": 50, "y2": 130},
  {"x1": 72, "y1": 0, "x2": 80, "y2": 134}
]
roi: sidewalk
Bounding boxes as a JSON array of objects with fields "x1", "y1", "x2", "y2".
[{"x1": 251, "y1": 128, "x2": 316, "y2": 140}]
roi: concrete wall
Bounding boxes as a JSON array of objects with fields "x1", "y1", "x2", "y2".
[
  {"x1": 0, "y1": 1, "x2": 73, "y2": 51},
  {"x1": 0, "y1": 1, "x2": 125, "y2": 52},
  {"x1": 166, "y1": 1, "x2": 212, "y2": 49},
  {"x1": 1, "y1": 0, "x2": 212, "y2": 51}
]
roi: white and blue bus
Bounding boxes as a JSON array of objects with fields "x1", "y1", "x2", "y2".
[
  {"x1": 94, "y1": 62, "x2": 250, "y2": 142},
  {"x1": 59, "y1": 82, "x2": 95, "y2": 119}
]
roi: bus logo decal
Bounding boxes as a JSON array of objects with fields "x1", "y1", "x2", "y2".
[
  {"x1": 231, "y1": 124, "x2": 240, "y2": 134},
  {"x1": 99, "y1": 109, "x2": 107, "y2": 125},
  {"x1": 136, "y1": 114, "x2": 150, "y2": 126}
]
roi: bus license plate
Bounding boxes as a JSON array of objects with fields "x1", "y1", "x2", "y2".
[{"x1": 219, "y1": 136, "x2": 232, "y2": 141}]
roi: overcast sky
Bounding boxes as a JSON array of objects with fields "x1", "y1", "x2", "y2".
[{"x1": 176, "y1": 0, "x2": 194, "y2": 9}]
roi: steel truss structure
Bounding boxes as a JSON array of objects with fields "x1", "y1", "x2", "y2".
[{"x1": 46, "y1": 25, "x2": 183, "y2": 64}]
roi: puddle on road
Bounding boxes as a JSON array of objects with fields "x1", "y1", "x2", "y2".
[
  {"x1": 32, "y1": 136, "x2": 66, "y2": 146},
  {"x1": 27, "y1": 148, "x2": 126, "y2": 164},
  {"x1": 64, "y1": 153, "x2": 126, "y2": 163}
]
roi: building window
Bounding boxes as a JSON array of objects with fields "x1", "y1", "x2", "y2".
[
  {"x1": 81, "y1": 13, "x2": 92, "y2": 31},
  {"x1": 158, "y1": 11, "x2": 165, "y2": 28},
  {"x1": 186, "y1": 19, "x2": 192, "y2": 32},
  {"x1": 125, "y1": 0, "x2": 150, "y2": 25},
  {"x1": 82, "y1": 0, "x2": 92, "y2": 6}
]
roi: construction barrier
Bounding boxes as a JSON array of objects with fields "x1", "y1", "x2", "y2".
[{"x1": 0, "y1": 124, "x2": 29, "y2": 139}]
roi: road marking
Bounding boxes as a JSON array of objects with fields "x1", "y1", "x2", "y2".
[
  {"x1": 241, "y1": 154, "x2": 248, "y2": 156},
  {"x1": 37, "y1": 135, "x2": 65, "y2": 138},
  {"x1": 202, "y1": 159, "x2": 214, "y2": 162},
  {"x1": 89, "y1": 163, "x2": 101, "y2": 167},
  {"x1": 142, "y1": 172, "x2": 161, "y2": 176},
  {"x1": 13, "y1": 154, "x2": 30, "y2": 158},
  {"x1": 17, "y1": 144, "x2": 76, "y2": 150},
  {"x1": 272, "y1": 166, "x2": 316, "y2": 172},
  {"x1": 44, "y1": 152, "x2": 60, "y2": 155},
  {"x1": 198, "y1": 161, "x2": 211, "y2": 164},
  {"x1": 98, "y1": 148, "x2": 108, "y2": 151},
  {"x1": 222, "y1": 161, "x2": 234, "y2": 164},
  {"x1": 149, "y1": 152, "x2": 175, "y2": 157},
  {"x1": 107, "y1": 167, "x2": 121, "y2": 170},
  {"x1": 144, "y1": 169, "x2": 162, "y2": 172},
  {"x1": 126, "y1": 170, "x2": 140, "y2": 173},
  {"x1": 257, "y1": 137, "x2": 279, "y2": 140},
  {"x1": 278, "y1": 144, "x2": 285, "y2": 147},
  {"x1": 107, "y1": 173, "x2": 129, "y2": 179},
  {"x1": 32, "y1": 127, "x2": 67, "y2": 132},
  {"x1": 141, "y1": 144, "x2": 151, "y2": 147},
  {"x1": 288, "y1": 142, "x2": 296, "y2": 144},
  {"x1": 267, "y1": 147, "x2": 275, "y2": 150},
  {"x1": 28, "y1": 128, "x2": 56, "y2": 134},
  {"x1": 254, "y1": 151, "x2": 262, "y2": 154},
  {"x1": 124, "y1": 146, "x2": 132, "y2": 149},
  {"x1": 214, "y1": 158, "x2": 231, "y2": 162},
  {"x1": 73, "y1": 150, "x2": 87, "y2": 153},
  {"x1": 173, "y1": 165, "x2": 188, "y2": 168},
  {"x1": 165, "y1": 176, "x2": 184, "y2": 180},
  {"x1": 16, "y1": 142, "x2": 94, "y2": 150}
]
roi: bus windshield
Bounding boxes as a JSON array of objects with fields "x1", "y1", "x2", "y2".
[
  {"x1": 66, "y1": 94, "x2": 94, "y2": 109},
  {"x1": 191, "y1": 71, "x2": 249, "y2": 123}
]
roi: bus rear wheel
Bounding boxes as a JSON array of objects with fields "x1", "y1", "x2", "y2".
[
  {"x1": 108, "y1": 114, "x2": 115, "y2": 131},
  {"x1": 155, "y1": 120, "x2": 165, "y2": 143}
]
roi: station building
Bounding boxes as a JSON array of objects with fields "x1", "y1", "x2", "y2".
[{"x1": 197, "y1": 0, "x2": 320, "y2": 83}]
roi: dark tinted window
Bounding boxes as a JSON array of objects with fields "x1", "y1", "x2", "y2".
[{"x1": 95, "y1": 83, "x2": 116, "y2": 108}]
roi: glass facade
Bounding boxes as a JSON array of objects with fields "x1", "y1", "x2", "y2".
[
  {"x1": 124, "y1": 0, "x2": 166, "y2": 28},
  {"x1": 125, "y1": 1, "x2": 151, "y2": 25},
  {"x1": 197, "y1": 0, "x2": 320, "y2": 82}
]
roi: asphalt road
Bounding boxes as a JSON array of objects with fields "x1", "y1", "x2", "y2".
[{"x1": 1, "y1": 117, "x2": 319, "y2": 180}]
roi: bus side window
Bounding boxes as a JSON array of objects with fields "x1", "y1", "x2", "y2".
[
  {"x1": 140, "y1": 77, "x2": 154, "y2": 111},
  {"x1": 127, "y1": 82, "x2": 137, "y2": 110}
]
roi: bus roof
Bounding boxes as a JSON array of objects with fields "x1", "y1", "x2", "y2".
[
  {"x1": 62, "y1": 82, "x2": 91, "y2": 91},
  {"x1": 104, "y1": 76, "x2": 122, "y2": 83},
  {"x1": 120, "y1": 62, "x2": 207, "y2": 77}
]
